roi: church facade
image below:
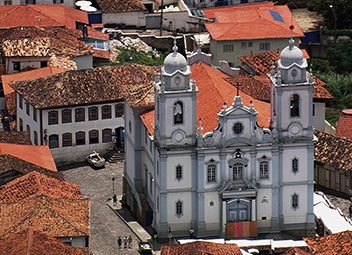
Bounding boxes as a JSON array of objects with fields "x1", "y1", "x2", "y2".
[{"x1": 124, "y1": 39, "x2": 315, "y2": 238}]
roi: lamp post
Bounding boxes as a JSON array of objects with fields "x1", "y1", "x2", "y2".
[
  {"x1": 112, "y1": 176, "x2": 117, "y2": 205},
  {"x1": 329, "y1": 4, "x2": 337, "y2": 31}
]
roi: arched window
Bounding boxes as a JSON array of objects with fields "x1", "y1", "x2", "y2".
[
  {"x1": 102, "y1": 128, "x2": 112, "y2": 143},
  {"x1": 233, "y1": 162, "x2": 243, "y2": 180},
  {"x1": 176, "y1": 200, "x2": 183, "y2": 216},
  {"x1": 62, "y1": 133, "x2": 72, "y2": 147},
  {"x1": 173, "y1": 101, "x2": 183, "y2": 124},
  {"x1": 259, "y1": 161, "x2": 269, "y2": 179},
  {"x1": 33, "y1": 131, "x2": 38, "y2": 145},
  {"x1": 292, "y1": 158, "x2": 299, "y2": 174},
  {"x1": 19, "y1": 118, "x2": 23, "y2": 131},
  {"x1": 75, "y1": 108, "x2": 85, "y2": 122},
  {"x1": 75, "y1": 131, "x2": 85, "y2": 146},
  {"x1": 89, "y1": 130, "x2": 99, "y2": 144},
  {"x1": 291, "y1": 193, "x2": 299, "y2": 209},
  {"x1": 102, "y1": 105, "x2": 112, "y2": 119},
  {"x1": 48, "y1": 111, "x2": 58, "y2": 125},
  {"x1": 176, "y1": 165, "x2": 183, "y2": 181},
  {"x1": 88, "y1": 107, "x2": 98, "y2": 121},
  {"x1": 290, "y1": 94, "x2": 300, "y2": 117},
  {"x1": 62, "y1": 109, "x2": 72, "y2": 123},
  {"x1": 115, "y1": 103, "x2": 124, "y2": 117},
  {"x1": 207, "y1": 164, "x2": 217, "y2": 183},
  {"x1": 49, "y1": 134, "x2": 59, "y2": 148}
]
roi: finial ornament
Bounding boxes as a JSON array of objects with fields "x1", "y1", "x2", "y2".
[
  {"x1": 289, "y1": 25, "x2": 295, "y2": 50},
  {"x1": 172, "y1": 38, "x2": 178, "y2": 53},
  {"x1": 235, "y1": 82, "x2": 241, "y2": 96},
  {"x1": 198, "y1": 118, "x2": 203, "y2": 136}
]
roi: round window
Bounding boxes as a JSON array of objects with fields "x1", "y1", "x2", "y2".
[{"x1": 233, "y1": 122, "x2": 243, "y2": 134}]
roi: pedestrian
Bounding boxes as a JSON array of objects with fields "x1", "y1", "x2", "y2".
[
  {"x1": 128, "y1": 235, "x2": 132, "y2": 248},
  {"x1": 123, "y1": 236, "x2": 128, "y2": 248},
  {"x1": 117, "y1": 236, "x2": 122, "y2": 249},
  {"x1": 189, "y1": 227, "x2": 194, "y2": 239}
]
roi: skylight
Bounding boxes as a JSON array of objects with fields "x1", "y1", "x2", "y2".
[{"x1": 269, "y1": 10, "x2": 284, "y2": 23}]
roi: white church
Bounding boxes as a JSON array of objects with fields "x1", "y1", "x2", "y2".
[{"x1": 123, "y1": 37, "x2": 315, "y2": 238}]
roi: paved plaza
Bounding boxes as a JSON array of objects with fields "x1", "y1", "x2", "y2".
[{"x1": 62, "y1": 161, "x2": 140, "y2": 255}]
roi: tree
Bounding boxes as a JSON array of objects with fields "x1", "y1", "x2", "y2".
[
  {"x1": 327, "y1": 40, "x2": 352, "y2": 74},
  {"x1": 111, "y1": 48, "x2": 165, "y2": 66}
]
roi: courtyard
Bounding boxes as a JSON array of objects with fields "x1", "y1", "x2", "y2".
[{"x1": 61, "y1": 161, "x2": 140, "y2": 255}]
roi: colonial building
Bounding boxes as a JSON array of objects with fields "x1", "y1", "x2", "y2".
[
  {"x1": 124, "y1": 38, "x2": 315, "y2": 238},
  {"x1": 11, "y1": 65, "x2": 157, "y2": 165},
  {"x1": 204, "y1": 2, "x2": 304, "y2": 67}
]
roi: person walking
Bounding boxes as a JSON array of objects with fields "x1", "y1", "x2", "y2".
[
  {"x1": 117, "y1": 237, "x2": 122, "y2": 249},
  {"x1": 123, "y1": 236, "x2": 128, "y2": 248},
  {"x1": 128, "y1": 235, "x2": 132, "y2": 248}
]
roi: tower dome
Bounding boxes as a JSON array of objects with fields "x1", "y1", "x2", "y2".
[
  {"x1": 279, "y1": 38, "x2": 304, "y2": 67},
  {"x1": 163, "y1": 40, "x2": 188, "y2": 74}
]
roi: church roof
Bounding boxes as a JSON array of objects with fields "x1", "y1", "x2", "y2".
[{"x1": 141, "y1": 62, "x2": 271, "y2": 135}]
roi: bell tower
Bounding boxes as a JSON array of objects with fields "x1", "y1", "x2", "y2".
[
  {"x1": 154, "y1": 40, "x2": 198, "y2": 147},
  {"x1": 269, "y1": 36, "x2": 314, "y2": 140}
]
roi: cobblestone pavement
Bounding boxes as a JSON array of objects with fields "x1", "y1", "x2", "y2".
[
  {"x1": 326, "y1": 194, "x2": 352, "y2": 218},
  {"x1": 62, "y1": 161, "x2": 139, "y2": 255}
]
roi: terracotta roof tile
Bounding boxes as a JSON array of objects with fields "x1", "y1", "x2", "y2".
[
  {"x1": 2, "y1": 66, "x2": 68, "y2": 115},
  {"x1": 239, "y1": 51, "x2": 333, "y2": 100},
  {"x1": 336, "y1": 110, "x2": 352, "y2": 140},
  {"x1": 0, "y1": 26, "x2": 92, "y2": 59},
  {"x1": 0, "y1": 171, "x2": 81, "y2": 203},
  {"x1": 0, "y1": 155, "x2": 63, "y2": 182},
  {"x1": 0, "y1": 228, "x2": 89, "y2": 255},
  {"x1": 161, "y1": 241, "x2": 242, "y2": 255},
  {"x1": 204, "y1": 2, "x2": 304, "y2": 41},
  {"x1": 141, "y1": 62, "x2": 271, "y2": 135},
  {"x1": 283, "y1": 247, "x2": 311, "y2": 255},
  {"x1": 93, "y1": 49, "x2": 111, "y2": 60},
  {"x1": 0, "y1": 131, "x2": 30, "y2": 144},
  {"x1": 0, "y1": 195, "x2": 89, "y2": 238},
  {"x1": 305, "y1": 231, "x2": 352, "y2": 255},
  {"x1": 11, "y1": 65, "x2": 158, "y2": 109},
  {"x1": 87, "y1": 26, "x2": 109, "y2": 40},
  {"x1": 0, "y1": 143, "x2": 57, "y2": 171},
  {"x1": 314, "y1": 130, "x2": 352, "y2": 172},
  {"x1": 96, "y1": 0, "x2": 144, "y2": 13},
  {"x1": 0, "y1": 5, "x2": 88, "y2": 30}
]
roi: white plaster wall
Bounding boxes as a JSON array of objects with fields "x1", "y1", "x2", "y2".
[
  {"x1": 74, "y1": 55, "x2": 93, "y2": 70},
  {"x1": 282, "y1": 147, "x2": 308, "y2": 182},
  {"x1": 167, "y1": 192, "x2": 192, "y2": 227},
  {"x1": 166, "y1": 155, "x2": 192, "y2": 189},
  {"x1": 125, "y1": 103, "x2": 136, "y2": 181},
  {"x1": 223, "y1": 114, "x2": 252, "y2": 141},
  {"x1": 58, "y1": 236, "x2": 87, "y2": 248},
  {"x1": 7, "y1": 57, "x2": 50, "y2": 74},
  {"x1": 256, "y1": 188, "x2": 272, "y2": 228},
  {"x1": 282, "y1": 185, "x2": 308, "y2": 224},
  {"x1": 204, "y1": 192, "x2": 220, "y2": 225},
  {"x1": 16, "y1": 94, "x2": 40, "y2": 144},
  {"x1": 279, "y1": 90, "x2": 310, "y2": 131},
  {"x1": 210, "y1": 38, "x2": 299, "y2": 67},
  {"x1": 0, "y1": 0, "x2": 20, "y2": 4},
  {"x1": 162, "y1": 11, "x2": 201, "y2": 33},
  {"x1": 313, "y1": 102, "x2": 325, "y2": 132},
  {"x1": 42, "y1": 102, "x2": 124, "y2": 164},
  {"x1": 103, "y1": 12, "x2": 146, "y2": 27}
]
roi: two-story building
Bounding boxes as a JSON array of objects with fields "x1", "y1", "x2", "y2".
[
  {"x1": 124, "y1": 38, "x2": 315, "y2": 239},
  {"x1": 203, "y1": 2, "x2": 304, "y2": 67},
  {"x1": 11, "y1": 65, "x2": 157, "y2": 164}
]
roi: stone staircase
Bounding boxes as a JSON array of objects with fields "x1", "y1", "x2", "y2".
[{"x1": 103, "y1": 150, "x2": 125, "y2": 163}]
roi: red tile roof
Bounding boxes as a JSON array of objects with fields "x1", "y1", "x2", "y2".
[
  {"x1": 0, "y1": 228, "x2": 89, "y2": 255},
  {"x1": 336, "y1": 110, "x2": 352, "y2": 140},
  {"x1": 2, "y1": 66, "x2": 68, "y2": 115},
  {"x1": 96, "y1": 0, "x2": 144, "y2": 13},
  {"x1": 0, "y1": 171, "x2": 81, "y2": 203},
  {"x1": 305, "y1": 231, "x2": 352, "y2": 255},
  {"x1": 93, "y1": 49, "x2": 111, "y2": 60},
  {"x1": 141, "y1": 62, "x2": 271, "y2": 135},
  {"x1": 0, "y1": 143, "x2": 57, "y2": 171},
  {"x1": 0, "y1": 195, "x2": 89, "y2": 238},
  {"x1": 161, "y1": 241, "x2": 242, "y2": 255},
  {"x1": 87, "y1": 26, "x2": 109, "y2": 40},
  {"x1": 283, "y1": 247, "x2": 311, "y2": 255},
  {"x1": 238, "y1": 51, "x2": 333, "y2": 100},
  {"x1": 204, "y1": 2, "x2": 304, "y2": 41},
  {"x1": 0, "y1": 5, "x2": 88, "y2": 30},
  {"x1": 0, "y1": 131, "x2": 30, "y2": 144}
]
